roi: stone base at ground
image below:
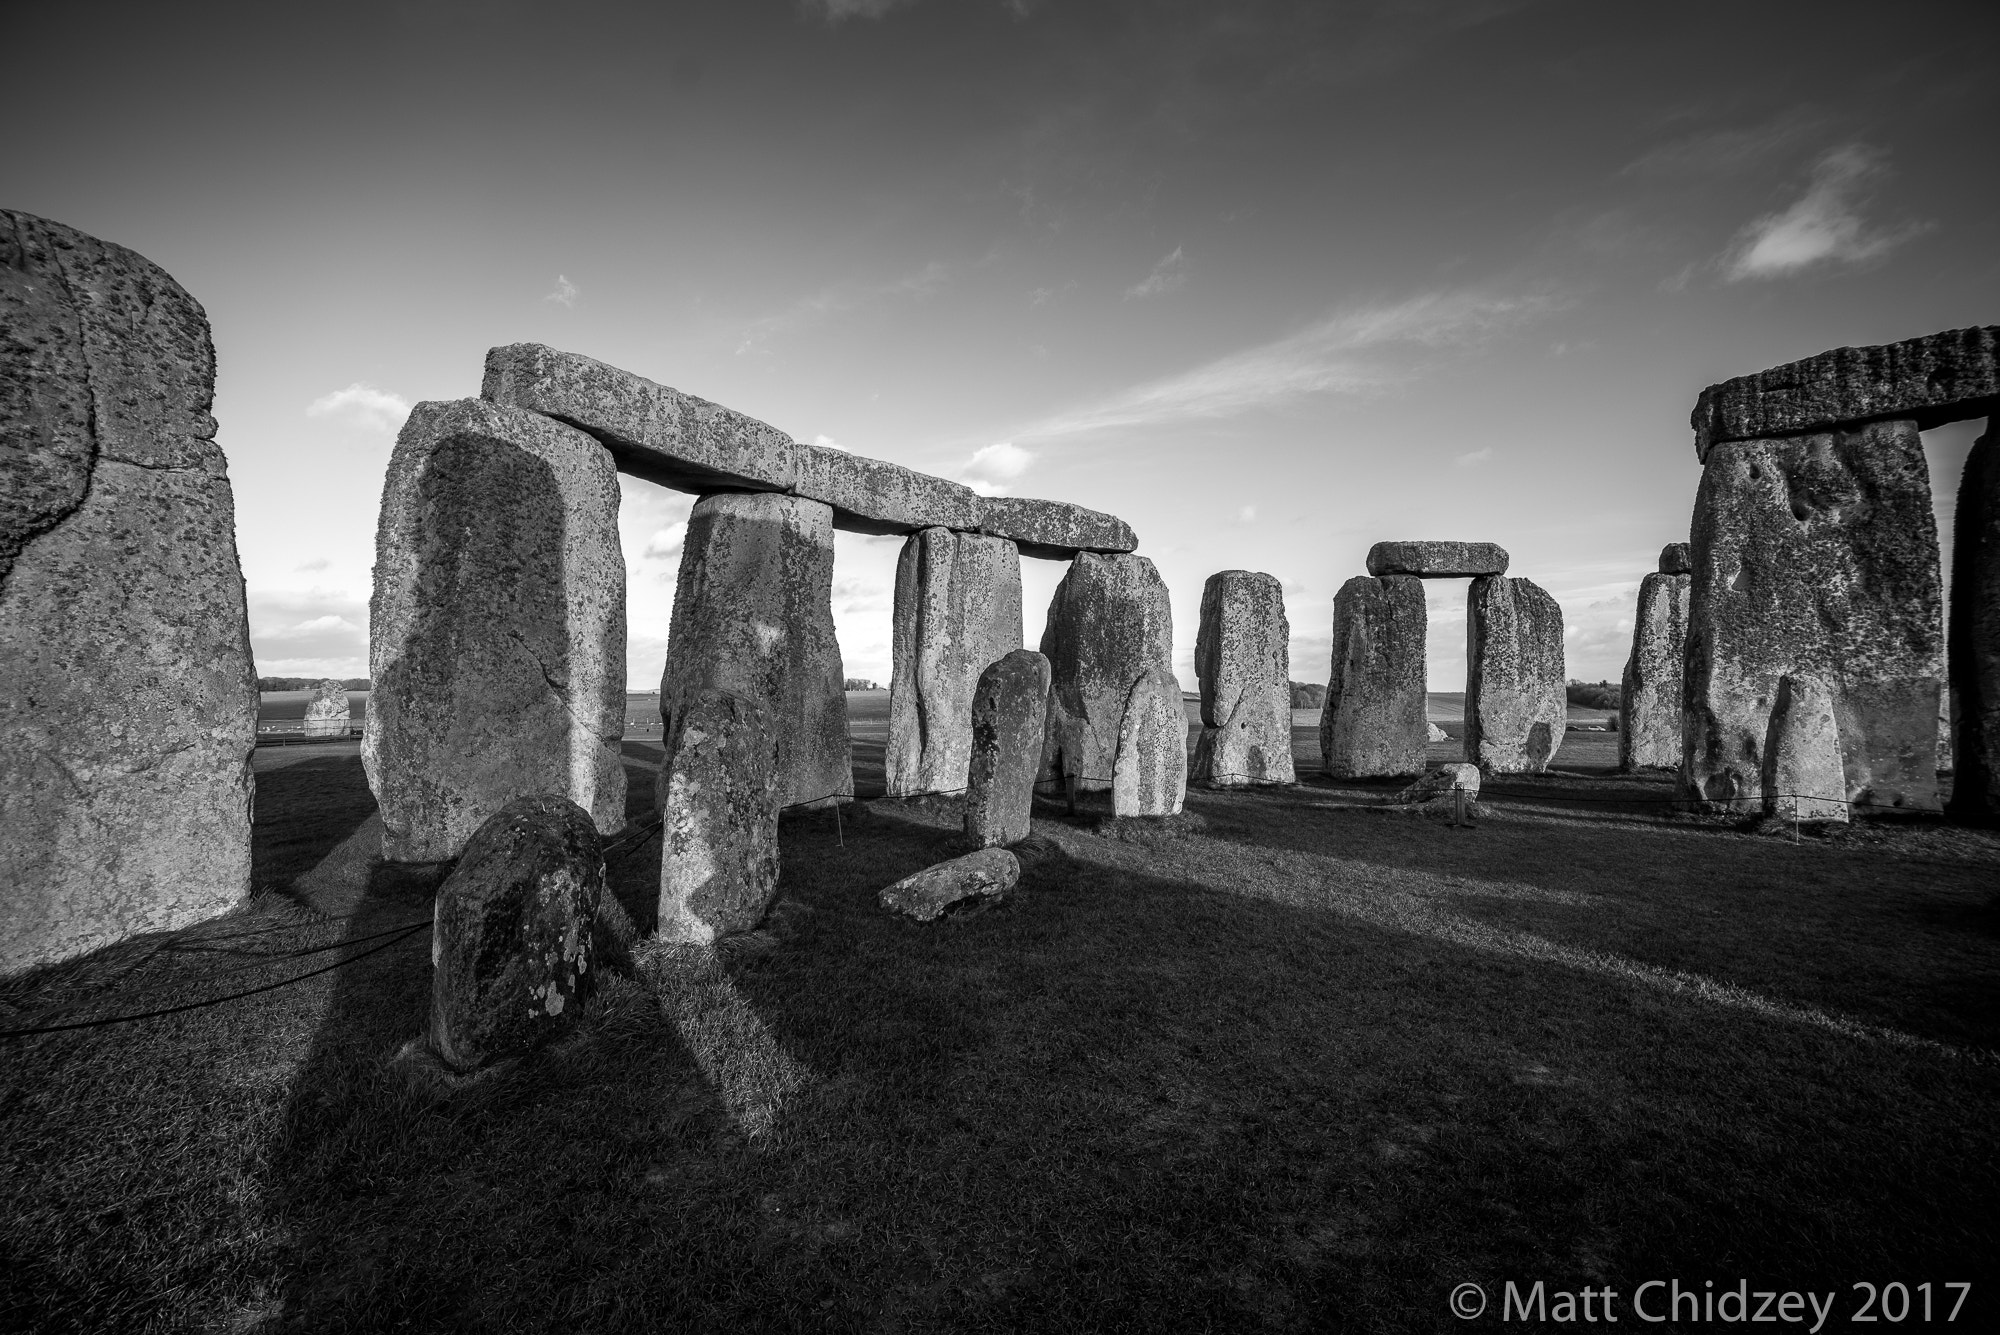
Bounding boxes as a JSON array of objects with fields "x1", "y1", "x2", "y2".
[
  {"x1": 1191, "y1": 570, "x2": 1295, "y2": 787},
  {"x1": 657, "y1": 689, "x2": 783, "y2": 944},
  {"x1": 1466, "y1": 576, "x2": 1566, "y2": 774},
  {"x1": 879, "y1": 848, "x2": 1020, "y2": 921},
  {"x1": 965, "y1": 650, "x2": 1051, "y2": 849},
  {"x1": 1040, "y1": 553, "x2": 1174, "y2": 790},
  {"x1": 886, "y1": 528, "x2": 1023, "y2": 797},
  {"x1": 1620, "y1": 571, "x2": 1690, "y2": 770},
  {"x1": 1767, "y1": 676, "x2": 1849, "y2": 823},
  {"x1": 1112, "y1": 667, "x2": 1189, "y2": 817},
  {"x1": 1321, "y1": 575, "x2": 1428, "y2": 778}
]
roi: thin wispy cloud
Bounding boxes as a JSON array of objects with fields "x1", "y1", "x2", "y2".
[
  {"x1": 1618, "y1": 106, "x2": 1826, "y2": 179},
  {"x1": 812, "y1": 433, "x2": 848, "y2": 451},
  {"x1": 1125, "y1": 245, "x2": 1188, "y2": 299},
  {"x1": 1721, "y1": 144, "x2": 1931, "y2": 281},
  {"x1": 546, "y1": 274, "x2": 579, "y2": 307},
  {"x1": 643, "y1": 522, "x2": 688, "y2": 561},
  {"x1": 802, "y1": 0, "x2": 919, "y2": 22},
  {"x1": 958, "y1": 441, "x2": 1035, "y2": 497},
  {"x1": 305, "y1": 383, "x2": 410, "y2": 433},
  {"x1": 1457, "y1": 447, "x2": 1493, "y2": 468},
  {"x1": 736, "y1": 261, "x2": 949, "y2": 354},
  {"x1": 1029, "y1": 280, "x2": 1076, "y2": 307}
]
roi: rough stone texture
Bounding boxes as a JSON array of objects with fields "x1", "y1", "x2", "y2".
[
  {"x1": 482, "y1": 343, "x2": 1136, "y2": 556},
  {"x1": 1692, "y1": 326, "x2": 2000, "y2": 461},
  {"x1": 1658, "y1": 542, "x2": 1692, "y2": 575},
  {"x1": 1619, "y1": 572, "x2": 1690, "y2": 771},
  {"x1": 879, "y1": 848, "x2": 1020, "y2": 921},
  {"x1": 1112, "y1": 667, "x2": 1189, "y2": 817},
  {"x1": 1427, "y1": 722, "x2": 1448, "y2": 742},
  {"x1": 1465, "y1": 576, "x2": 1566, "y2": 774},
  {"x1": 1394, "y1": 763, "x2": 1481, "y2": 804},
  {"x1": 1191, "y1": 570, "x2": 1295, "y2": 787},
  {"x1": 1684, "y1": 420, "x2": 1943, "y2": 812},
  {"x1": 366, "y1": 399, "x2": 626, "y2": 862},
  {"x1": 428, "y1": 795, "x2": 603, "y2": 1071},
  {"x1": 1948, "y1": 420, "x2": 2000, "y2": 822},
  {"x1": 1039, "y1": 553, "x2": 1175, "y2": 790},
  {"x1": 965, "y1": 649, "x2": 1051, "y2": 849},
  {"x1": 1766, "y1": 677, "x2": 1849, "y2": 823},
  {"x1": 1, "y1": 210, "x2": 256, "y2": 976},
  {"x1": 886, "y1": 529, "x2": 1023, "y2": 797},
  {"x1": 656, "y1": 688, "x2": 783, "y2": 943},
  {"x1": 662, "y1": 491, "x2": 851, "y2": 808},
  {"x1": 1320, "y1": 575, "x2": 1428, "y2": 778},
  {"x1": 304, "y1": 679, "x2": 351, "y2": 738},
  {"x1": 1365, "y1": 540, "x2": 1509, "y2": 578}
]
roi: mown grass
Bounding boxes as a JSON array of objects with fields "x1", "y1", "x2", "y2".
[{"x1": 2, "y1": 736, "x2": 1996, "y2": 1333}]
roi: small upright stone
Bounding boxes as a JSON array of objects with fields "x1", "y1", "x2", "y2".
[
  {"x1": 1658, "y1": 543, "x2": 1691, "y2": 575},
  {"x1": 1112, "y1": 668, "x2": 1189, "y2": 817},
  {"x1": 879, "y1": 848, "x2": 1020, "y2": 921},
  {"x1": 1192, "y1": 570, "x2": 1295, "y2": 788},
  {"x1": 1365, "y1": 541, "x2": 1509, "y2": 578},
  {"x1": 1766, "y1": 676, "x2": 1848, "y2": 822},
  {"x1": 429, "y1": 795, "x2": 604, "y2": 1072},
  {"x1": 303, "y1": 679, "x2": 350, "y2": 737},
  {"x1": 1620, "y1": 571, "x2": 1690, "y2": 770},
  {"x1": 1466, "y1": 576, "x2": 1566, "y2": 773},
  {"x1": 886, "y1": 528, "x2": 1023, "y2": 797},
  {"x1": 657, "y1": 688, "x2": 783, "y2": 944},
  {"x1": 1320, "y1": 575, "x2": 1428, "y2": 778},
  {"x1": 1040, "y1": 552, "x2": 1174, "y2": 790},
  {"x1": 965, "y1": 649, "x2": 1051, "y2": 849}
]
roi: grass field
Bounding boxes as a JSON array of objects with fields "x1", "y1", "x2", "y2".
[{"x1": 3, "y1": 701, "x2": 1994, "y2": 1332}]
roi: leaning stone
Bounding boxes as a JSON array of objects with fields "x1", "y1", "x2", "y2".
[
  {"x1": 429, "y1": 795, "x2": 603, "y2": 1071},
  {"x1": 1658, "y1": 542, "x2": 1691, "y2": 575},
  {"x1": 1620, "y1": 571, "x2": 1690, "y2": 770},
  {"x1": 1365, "y1": 541, "x2": 1509, "y2": 578},
  {"x1": 1039, "y1": 553, "x2": 1174, "y2": 790},
  {"x1": 1691, "y1": 326, "x2": 2000, "y2": 461},
  {"x1": 1, "y1": 210, "x2": 256, "y2": 976},
  {"x1": 661, "y1": 492, "x2": 851, "y2": 809},
  {"x1": 303, "y1": 679, "x2": 350, "y2": 737},
  {"x1": 1684, "y1": 420, "x2": 1943, "y2": 811},
  {"x1": 965, "y1": 649, "x2": 1051, "y2": 849},
  {"x1": 1466, "y1": 576, "x2": 1566, "y2": 773},
  {"x1": 1191, "y1": 570, "x2": 1295, "y2": 787},
  {"x1": 657, "y1": 688, "x2": 783, "y2": 943},
  {"x1": 1320, "y1": 575, "x2": 1428, "y2": 778},
  {"x1": 366, "y1": 399, "x2": 627, "y2": 862},
  {"x1": 1948, "y1": 421, "x2": 1998, "y2": 822},
  {"x1": 879, "y1": 848, "x2": 1020, "y2": 921},
  {"x1": 1112, "y1": 668, "x2": 1189, "y2": 817},
  {"x1": 886, "y1": 529, "x2": 1023, "y2": 797},
  {"x1": 1766, "y1": 676, "x2": 1849, "y2": 823}
]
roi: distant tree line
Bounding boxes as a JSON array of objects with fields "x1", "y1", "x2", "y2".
[
  {"x1": 1566, "y1": 679, "x2": 1621, "y2": 711},
  {"x1": 843, "y1": 678, "x2": 882, "y2": 691},
  {"x1": 1289, "y1": 681, "x2": 1327, "y2": 709},
  {"x1": 257, "y1": 677, "x2": 372, "y2": 691}
]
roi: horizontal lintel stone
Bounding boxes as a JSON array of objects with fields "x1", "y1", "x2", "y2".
[
  {"x1": 1691, "y1": 325, "x2": 2000, "y2": 462},
  {"x1": 1365, "y1": 540, "x2": 1510, "y2": 578},
  {"x1": 481, "y1": 343, "x2": 1136, "y2": 557}
]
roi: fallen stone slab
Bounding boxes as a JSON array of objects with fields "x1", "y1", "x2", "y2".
[
  {"x1": 1040, "y1": 553, "x2": 1176, "y2": 790},
  {"x1": 1691, "y1": 326, "x2": 2000, "y2": 461},
  {"x1": 1394, "y1": 762, "x2": 1480, "y2": 804},
  {"x1": 482, "y1": 343, "x2": 1136, "y2": 556},
  {"x1": 886, "y1": 529, "x2": 1023, "y2": 797},
  {"x1": 1321, "y1": 575, "x2": 1428, "y2": 778},
  {"x1": 1620, "y1": 570, "x2": 1689, "y2": 771},
  {"x1": 303, "y1": 679, "x2": 351, "y2": 737},
  {"x1": 1427, "y1": 722, "x2": 1448, "y2": 742},
  {"x1": 429, "y1": 795, "x2": 604, "y2": 1071},
  {"x1": 1113, "y1": 667, "x2": 1190, "y2": 817},
  {"x1": 965, "y1": 649, "x2": 1051, "y2": 849},
  {"x1": 1948, "y1": 420, "x2": 1998, "y2": 822},
  {"x1": 1466, "y1": 576, "x2": 1566, "y2": 774},
  {"x1": 1191, "y1": 570, "x2": 1295, "y2": 787},
  {"x1": 1365, "y1": 541, "x2": 1509, "y2": 578},
  {"x1": 879, "y1": 847, "x2": 1020, "y2": 921}
]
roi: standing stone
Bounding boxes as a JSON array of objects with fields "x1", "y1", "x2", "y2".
[
  {"x1": 1039, "y1": 552, "x2": 1174, "y2": 790},
  {"x1": 1684, "y1": 420, "x2": 1943, "y2": 811},
  {"x1": 965, "y1": 649, "x2": 1051, "y2": 849},
  {"x1": 1766, "y1": 676, "x2": 1848, "y2": 823},
  {"x1": 1466, "y1": 576, "x2": 1566, "y2": 773},
  {"x1": 886, "y1": 528, "x2": 1023, "y2": 797},
  {"x1": 366, "y1": 399, "x2": 626, "y2": 862},
  {"x1": 1191, "y1": 570, "x2": 1295, "y2": 788},
  {"x1": 1112, "y1": 667, "x2": 1189, "y2": 817},
  {"x1": 661, "y1": 492, "x2": 850, "y2": 809},
  {"x1": 1320, "y1": 575, "x2": 1428, "y2": 778},
  {"x1": 1619, "y1": 572, "x2": 1690, "y2": 770},
  {"x1": 429, "y1": 795, "x2": 604, "y2": 1071},
  {"x1": 657, "y1": 688, "x2": 783, "y2": 944},
  {"x1": 1, "y1": 210, "x2": 256, "y2": 975},
  {"x1": 1948, "y1": 420, "x2": 2000, "y2": 823},
  {"x1": 303, "y1": 679, "x2": 351, "y2": 738}
]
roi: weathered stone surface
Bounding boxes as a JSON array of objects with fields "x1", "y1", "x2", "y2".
[
  {"x1": 1394, "y1": 763, "x2": 1480, "y2": 804},
  {"x1": 1365, "y1": 541, "x2": 1509, "y2": 578},
  {"x1": 965, "y1": 649, "x2": 1051, "y2": 849},
  {"x1": 366, "y1": 399, "x2": 626, "y2": 862},
  {"x1": 1039, "y1": 553, "x2": 1175, "y2": 790},
  {"x1": 657, "y1": 688, "x2": 783, "y2": 943},
  {"x1": 428, "y1": 795, "x2": 603, "y2": 1071},
  {"x1": 662, "y1": 491, "x2": 850, "y2": 808},
  {"x1": 1, "y1": 210, "x2": 256, "y2": 976},
  {"x1": 1948, "y1": 420, "x2": 1999, "y2": 822},
  {"x1": 1191, "y1": 570, "x2": 1294, "y2": 787},
  {"x1": 1766, "y1": 676, "x2": 1848, "y2": 822},
  {"x1": 1112, "y1": 667, "x2": 1189, "y2": 816},
  {"x1": 1320, "y1": 575, "x2": 1428, "y2": 778},
  {"x1": 1685, "y1": 420, "x2": 1943, "y2": 811},
  {"x1": 1658, "y1": 542, "x2": 1691, "y2": 575},
  {"x1": 1692, "y1": 326, "x2": 2000, "y2": 461},
  {"x1": 879, "y1": 848, "x2": 1020, "y2": 921},
  {"x1": 1427, "y1": 722, "x2": 1448, "y2": 742},
  {"x1": 1466, "y1": 576, "x2": 1566, "y2": 773},
  {"x1": 886, "y1": 529, "x2": 1023, "y2": 797},
  {"x1": 482, "y1": 343, "x2": 1136, "y2": 556},
  {"x1": 1619, "y1": 572, "x2": 1690, "y2": 771},
  {"x1": 303, "y1": 679, "x2": 351, "y2": 737}
]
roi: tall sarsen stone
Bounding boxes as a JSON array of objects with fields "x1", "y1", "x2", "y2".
[
  {"x1": 886, "y1": 528, "x2": 1023, "y2": 797},
  {"x1": 1619, "y1": 571, "x2": 1689, "y2": 771},
  {"x1": 1191, "y1": 570, "x2": 1294, "y2": 787},
  {"x1": 1320, "y1": 575, "x2": 1428, "y2": 778},
  {"x1": 1039, "y1": 553, "x2": 1174, "y2": 790},
  {"x1": 1466, "y1": 576, "x2": 1565, "y2": 774},
  {"x1": 965, "y1": 649, "x2": 1050, "y2": 849}
]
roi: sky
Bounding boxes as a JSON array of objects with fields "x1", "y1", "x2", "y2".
[{"x1": 8, "y1": 0, "x2": 1997, "y2": 691}]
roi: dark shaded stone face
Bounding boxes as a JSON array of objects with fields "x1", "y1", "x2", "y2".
[
  {"x1": 1039, "y1": 552, "x2": 1174, "y2": 791},
  {"x1": 887, "y1": 529, "x2": 1023, "y2": 798},
  {"x1": 1364, "y1": 540, "x2": 1509, "y2": 578},
  {"x1": 1192, "y1": 569, "x2": 1294, "y2": 788},
  {"x1": 1947, "y1": 419, "x2": 2000, "y2": 823},
  {"x1": 1684, "y1": 419, "x2": 1943, "y2": 810},
  {"x1": 966, "y1": 648, "x2": 1051, "y2": 849},
  {"x1": 1658, "y1": 542, "x2": 1691, "y2": 575},
  {"x1": 879, "y1": 848, "x2": 1020, "y2": 921},
  {"x1": 1465, "y1": 576, "x2": 1566, "y2": 774},
  {"x1": 1320, "y1": 575, "x2": 1428, "y2": 779},
  {"x1": 657, "y1": 687, "x2": 782, "y2": 943},
  {"x1": 1620, "y1": 572, "x2": 1689, "y2": 771}
]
